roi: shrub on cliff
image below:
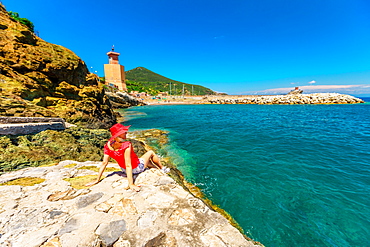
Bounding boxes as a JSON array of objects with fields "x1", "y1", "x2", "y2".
[{"x1": 8, "y1": 11, "x2": 34, "y2": 32}]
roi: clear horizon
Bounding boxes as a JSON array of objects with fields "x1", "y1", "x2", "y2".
[{"x1": 3, "y1": 0, "x2": 370, "y2": 96}]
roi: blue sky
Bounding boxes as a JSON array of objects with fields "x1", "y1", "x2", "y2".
[{"x1": 3, "y1": 0, "x2": 370, "y2": 96}]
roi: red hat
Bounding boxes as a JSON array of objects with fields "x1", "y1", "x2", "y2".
[{"x1": 109, "y1": 123, "x2": 131, "y2": 139}]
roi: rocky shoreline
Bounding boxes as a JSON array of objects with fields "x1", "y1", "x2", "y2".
[
  {"x1": 0, "y1": 161, "x2": 261, "y2": 247},
  {"x1": 0, "y1": 129, "x2": 263, "y2": 247}
]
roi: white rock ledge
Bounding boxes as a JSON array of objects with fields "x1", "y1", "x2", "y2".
[
  {"x1": 0, "y1": 160, "x2": 262, "y2": 247},
  {"x1": 0, "y1": 117, "x2": 68, "y2": 135}
]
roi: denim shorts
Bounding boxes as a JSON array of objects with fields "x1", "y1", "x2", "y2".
[{"x1": 121, "y1": 158, "x2": 146, "y2": 174}]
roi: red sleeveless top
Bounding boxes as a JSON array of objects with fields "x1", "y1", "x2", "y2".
[{"x1": 103, "y1": 141, "x2": 140, "y2": 169}]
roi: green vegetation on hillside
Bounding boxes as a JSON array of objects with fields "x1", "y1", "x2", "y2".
[
  {"x1": 125, "y1": 67, "x2": 215, "y2": 96},
  {"x1": 8, "y1": 11, "x2": 34, "y2": 32},
  {"x1": 126, "y1": 80, "x2": 162, "y2": 96}
]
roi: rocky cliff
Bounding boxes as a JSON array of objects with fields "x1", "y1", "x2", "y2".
[
  {"x1": 0, "y1": 127, "x2": 264, "y2": 246},
  {"x1": 0, "y1": 4, "x2": 116, "y2": 128}
]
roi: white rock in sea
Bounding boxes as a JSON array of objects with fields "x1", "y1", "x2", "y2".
[{"x1": 0, "y1": 161, "x2": 262, "y2": 247}]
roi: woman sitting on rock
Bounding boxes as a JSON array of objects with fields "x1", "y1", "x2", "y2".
[{"x1": 86, "y1": 123, "x2": 169, "y2": 191}]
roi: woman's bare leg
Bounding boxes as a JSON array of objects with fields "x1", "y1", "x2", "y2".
[{"x1": 140, "y1": 150, "x2": 163, "y2": 169}]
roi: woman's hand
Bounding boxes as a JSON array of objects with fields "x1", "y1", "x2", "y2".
[
  {"x1": 128, "y1": 184, "x2": 141, "y2": 192},
  {"x1": 86, "y1": 154, "x2": 110, "y2": 187},
  {"x1": 85, "y1": 180, "x2": 99, "y2": 187}
]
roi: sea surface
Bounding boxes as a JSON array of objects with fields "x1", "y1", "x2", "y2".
[{"x1": 120, "y1": 98, "x2": 370, "y2": 247}]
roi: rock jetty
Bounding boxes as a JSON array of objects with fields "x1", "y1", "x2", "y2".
[
  {"x1": 208, "y1": 93, "x2": 364, "y2": 105},
  {"x1": 0, "y1": 160, "x2": 262, "y2": 247}
]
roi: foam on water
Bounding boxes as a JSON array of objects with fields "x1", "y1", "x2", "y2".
[{"x1": 123, "y1": 101, "x2": 370, "y2": 247}]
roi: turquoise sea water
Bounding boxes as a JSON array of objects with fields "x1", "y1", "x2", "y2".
[{"x1": 121, "y1": 99, "x2": 370, "y2": 247}]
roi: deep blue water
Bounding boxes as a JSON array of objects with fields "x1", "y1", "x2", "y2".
[{"x1": 120, "y1": 99, "x2": 370, "y2": 247}]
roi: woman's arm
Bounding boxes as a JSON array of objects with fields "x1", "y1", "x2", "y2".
[
  {"x1": 85, "y1": 154, "x2": 110, "y2": 186},
  {"x1": 125, "y1": 144, "x2": 141, "y2": 192}
]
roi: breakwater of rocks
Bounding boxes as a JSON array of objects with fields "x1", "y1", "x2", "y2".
[{"x1": 208, "y1": 93, "x2": 364, "y2": 105}]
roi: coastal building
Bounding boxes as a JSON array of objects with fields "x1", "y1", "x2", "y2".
[
  {"x1": 104, "y1": 47, "x2": 127, "y2": 91},
  {"x1": 158, "y1": 92, "x2": 169, "y2": 97},
  {"x1": 129, "y1": 91, "x2": 148, "y2": 98}
]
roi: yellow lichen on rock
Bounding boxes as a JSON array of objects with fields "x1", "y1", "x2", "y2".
[
  {"x1": 64, "y1": 175, "x2": 101, "y2": 190},
  {"x1": 77, "y1": 165, "x2": 100, "y2": 172},
  {"x1": 78, "y1": 165, "x2": 120, "y2": 173},
  {"x1": 0, "y1": 177, "x2": 45, "y2": 186},
  {"x1": 40, "y1": 237, "x2": 62, "y2": 247},
  {"x1": 63, "y1": 163, "x2": 77, "y2": 169},
  {"x1": 39, "y1": 163, "x2": 58, "y2": 167}
]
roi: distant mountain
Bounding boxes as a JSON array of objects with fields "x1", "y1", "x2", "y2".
[{"x1": 125, "y1": 67, "x2": 215, "y2": 96}]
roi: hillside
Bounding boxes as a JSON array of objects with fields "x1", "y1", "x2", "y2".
[
  {"x1": 0, "y1": 4, "x2": 116, "y2": 128},
  {"x1": 125, "y1": 67, "x2": 216, "y2": 96}
]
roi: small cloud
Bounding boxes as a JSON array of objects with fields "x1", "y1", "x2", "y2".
[
  {"x1": 308, "y1": 80, "x2": 316, "y2": 84},
  {"x1": 213, "y1": 35, "x2": 225, "y2": 39},
  {"x1": 290, "y1": 82, "x2": 296, "y2": 85}
]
